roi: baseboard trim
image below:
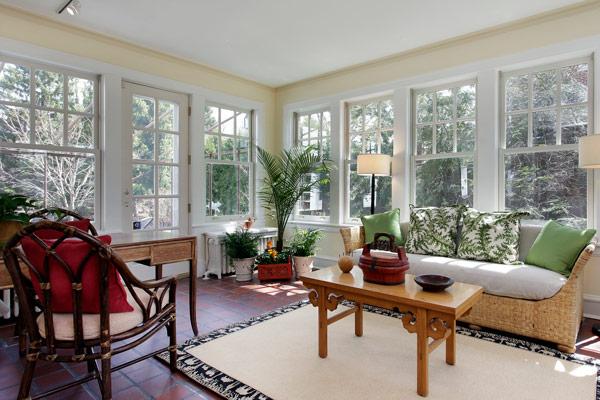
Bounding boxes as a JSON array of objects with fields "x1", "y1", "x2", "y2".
[{"x1": 583, "y1": 294, "x2": 600, "y2": 320}]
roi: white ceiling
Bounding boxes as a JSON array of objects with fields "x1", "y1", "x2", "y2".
[{"x1": 0, "y1": 0, "x2": 585, "y2": 87}]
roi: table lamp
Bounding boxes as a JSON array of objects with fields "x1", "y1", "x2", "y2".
[
  {"x1": 357, "y1": 153, "x2": 391, "y2": 214},
  {"x1": 579, "y1": 134, "x2": 600, "y2": 336}
]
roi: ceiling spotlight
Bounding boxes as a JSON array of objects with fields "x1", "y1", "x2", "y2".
[{"x1": 58, "y1": 0, "x2": 81, "y2": 16}]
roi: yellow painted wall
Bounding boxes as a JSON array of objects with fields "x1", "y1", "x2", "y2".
[{"x1": 0, "y1": 5, "x2": 280, "y2": 151}]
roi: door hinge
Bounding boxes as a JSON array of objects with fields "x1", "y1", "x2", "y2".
[
  {"x1": 188, "y1": 203, "x2": 191, "y2": 213},
  {"x1": 188, "y1": 106, "x2": 192, "y2": 117},
  {"x1": 188, "y1": 154, "x2": 191, "y2": 165}
]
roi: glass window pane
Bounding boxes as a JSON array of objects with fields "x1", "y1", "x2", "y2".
[
  {"x1": 349, "y1": 164, "x2": 372, "y2": 219},
  {"x1": 0, "y1": 62, "x2": 30, "y2": 103},
  {"x1": 158, "y1": 132, "x2": 178, "y2": 162},
  {"x1": 365, "y1": 132, "x2": 377, "y2": 154},
  {"x1": 322, "y1": 111, "x2": 331, "y2": 136},
  {"x1": 204, "y1": 105, "x2": 219, "y2": 132},
  {"x1": 506, "y1": 113, "x2": 528, "y2": 148},
  {"x1": 35, "y1": 69, "x2": 63, "y2": 109},
  {"x1": 350, "y1": 134, "x2": 362, "y2": 160},
  {"x1": 364, "y1": 103, "x2": 378, "y2": 131},
  {"x1": 309, "y1": 113, "x2": 320, "y2": 138},
  {"x1": 158, "y1": 101, "x2": 178, "y2": 131},
  {"x1": 561, "y1": 64, "x2": 588, "y2": 105},
  {"x1": 133, "y1": 198, "x2": 154, "y2": 230},
  {"x1": 298, "y1": 114, "x2": 309, "y2": 139},
  {"x1": 321, "y1": 136, "x2": 331, "y2": 160},
  {"x1": 34, "y1": 109, "x2": 63, "y2": 146},
  {"x1": 206, "y1": 164, "x2": 239, "y2": 216},
  {"x1": 533, "y1": 70, "x2": 557, "y2": 108},
  {"x1": 561, "y1": 106, "x2": 587, "y2": 145},
  {"x1": 436, "y1": 89, "x2": 453, "y2": 121},
  {"x1": 68, "y1": 77, "x2": 93, "y2": 113},
  {"x1": 415, "y1": 158, "x2": 473, "y2": 207},
  {"x1": 236, "y1": 112, "x2": 249, "y2": 136},
  {"x1": 416, "y1": 92, "x2": 433, "y2": 123},
  {"x1": 46, "y1": 154, "x2": 95, "y2": 217},
  {"x1": 504, "y1": 151, "x2": 586, "y2": 228},
  {"x1": 158, "y1": 165, "x2": 178, "y2": 195},
  {"x1": 457, "y1": 121, "x2": 475, "y2": 152},
  {"x1": 532, "y1": 110, "x2": 557, "y2": 146},
  {"x1": 133, "y1": 130, "x2": 154, "y2": 160},
  {"x1": 456, "y1": 85, "x2": 476, "y2": 119},
  {"x1": 381, "y1": 130, "x2": 393, "y2": 156},
  {"x1": 204, "y1": 134, "x2": 218, "y2": 159},
  {"x1": 221, "y1": 136, "x2": 235, "y2": 160},
  {"x1": 158, "y1": 197, "x2": 178, "y2": 228},
  {"x1": 0, "y1": 104, "x2": 29, "y2": 143},
  {"x1": 132, "y1": 164, "x2": 154, "y2": 195},
  {"x1": 380, "y1": 100, "x2": 394, "y2": 129},
  {"x1": 221, "y1": 108, "x2": 234, "y2": 135},
  {"x1": 239, "y1": 165, "x2": 250, "y2": 215},
  {"x1": 0, "y1": 151, "x2": 45, "y2": 204},
  {"x1": 349, "y1": 104, "x2": 363, "y2": 132},
  {"x1": 67, "y1": 114, "x2": 93, "y2": 148},
  {"x1": 132, "y1": 95, "x2": 154, "y2": 129},
  {"x1": 416, "y1": 125, "x2": 433, "y2": 155},
  {"x1": 506, "y1": 75, "x2": 528, "y2": 112},
  {"x1": 435, "y1": 123, "x2": 453, "y2": 153},
  {"x1": 237, "y1": 138, "x2": 249, "y2": 162}
]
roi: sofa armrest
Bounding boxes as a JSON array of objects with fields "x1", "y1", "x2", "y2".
[{"x1": 340, "y1": 226, "x2": 365, "y2": 255}]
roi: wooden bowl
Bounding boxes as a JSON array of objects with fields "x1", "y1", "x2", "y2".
[{"x1": 414, "y1": 274, "x2": 454, "y2": 292}]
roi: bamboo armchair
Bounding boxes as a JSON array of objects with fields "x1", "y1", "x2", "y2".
[{"x1": 3, "y1": 221, "x2": 177, "y2": 400}]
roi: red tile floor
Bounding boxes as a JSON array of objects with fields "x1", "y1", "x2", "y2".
[{"x1": 0, "y1": 274, "x2": 599, "y2": 399}]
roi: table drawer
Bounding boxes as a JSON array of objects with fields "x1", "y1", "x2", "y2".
[
  {"x1": 152, "y1": 241, "x2": 193, "y2": 264},
  {"x1": 115, "y1": 246, "x2": 151, "y2": 262}
]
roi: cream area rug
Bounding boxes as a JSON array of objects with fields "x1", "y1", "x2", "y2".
[{"x1": 160, "y1": 302, "x2": 598, "y2": 400}]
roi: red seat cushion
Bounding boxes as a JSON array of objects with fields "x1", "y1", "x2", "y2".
[
  {"x1": 21, "y1": 235, "x2": 133, "y2": 314},
  {"x1": 35, "y1": 219, "x2": 92, "y2": 239}
]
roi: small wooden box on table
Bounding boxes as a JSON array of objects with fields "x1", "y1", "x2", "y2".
[{"x1": 300, "y1": 267, "x2": 483, "y2": 397}]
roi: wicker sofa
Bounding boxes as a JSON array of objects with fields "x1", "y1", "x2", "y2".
[{"x1": 340, "y1": 223, "x2": 595, "y2": 353}]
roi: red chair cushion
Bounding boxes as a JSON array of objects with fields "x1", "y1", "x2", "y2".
[
  {"x1": 21, "y1": 235, "x2": 133, "y2": 314},
  {"x1": 35, "y1": 219, "x2": 92, "y2": 239}
]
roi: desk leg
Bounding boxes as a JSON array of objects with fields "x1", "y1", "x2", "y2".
[
  {"x1": 446, "y1": 319, "x2": 456, "y2": 365},
  {"x1": 189, "y1": 257, "x2": 198, "y2": 336},
  {"x1": 416, "y1": 308, "x2": 429, "y2": 397},
  {"x1": 318, "y1": 287, "x2": 328, "y2": 358},
  {"x1": 355, "y1": 302, "x2": 363, "y2": 337},
  {"x1": 155, "y1": 264, "x2": 163, "y2": 280}
]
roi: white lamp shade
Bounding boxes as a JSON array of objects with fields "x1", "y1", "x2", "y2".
[
  {"x1": 579, "y1": 134, "x2": 600, "y2": 169},
  {"x1": 357, "y1": 154, "x2": 391, "y2": 176}
]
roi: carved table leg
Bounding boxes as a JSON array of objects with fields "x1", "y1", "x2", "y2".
[
  {"x1": 318, "y1": 287, "x2": 328, "y2": 358},
  {"x1": 446, "y1": 319, "x2": 456, "y2": 365},
  {"x1": 355, "y1": 303, "x2": 363, "y2": 337},
  {"x1": 416, "y1": 308, "x2": 429, "y2": 397}
]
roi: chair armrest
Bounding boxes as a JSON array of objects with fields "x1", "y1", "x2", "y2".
[
  {"x1": 568, "y1": 243, "x2": 595, "y2": 280},
  {"x1": 340, "y1": 226, "x2": 365, "y2": 255}
]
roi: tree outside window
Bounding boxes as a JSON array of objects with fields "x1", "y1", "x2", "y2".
[
  {"x1": 346, "y1": 98, "x2": 393, "y2": 219},
  {"x1": 501, "y1": 59, "x2": 591, "y2": 228},
  {"x1": 0, "y1": 59, "x2": 97, "y2": 218}
]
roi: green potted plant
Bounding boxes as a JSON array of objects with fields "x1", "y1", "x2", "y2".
[
  {"x1": 0, "y1": 192, "x2": 37, "y2": 249},
  {"x1": 290, "y1": 228, "x2": 322, "y2": 276},
  {"x1": 224, "y1": 229, "x2": 260, "y2": 282},
  {"x1": 255, "y1": 242, "x2": 292, "y2": 281},
  {"x1": 257, "y1": 145, "x2": 333, "y2": 251}
]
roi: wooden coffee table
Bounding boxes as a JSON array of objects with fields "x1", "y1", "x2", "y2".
[{"x1": 300, "y1": 267, "x2": 483, "y2": 397}]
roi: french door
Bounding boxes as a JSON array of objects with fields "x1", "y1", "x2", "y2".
[{"x1": 122, "y1": 82, "x2": 189, "y2": 232}]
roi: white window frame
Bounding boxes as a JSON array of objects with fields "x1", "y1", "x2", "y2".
[
  {"x1": 0, "y1": 55, "x2": 100, "y2": 222},
  {"x1": 344, "y1": 95, "x2": 394, "y2": 223},
  {"x1": 203, "y1": 101, "x2": 255, "y2": 221},
  {"x1": 410, "y1": 79, "x2": 478, "y2": 207},
  {"x1": 499, "y1": 56, "x2": 594, "y2": 225},
  {"x1": 293, "y1": 108, "x2": 331, "y2": 222}
]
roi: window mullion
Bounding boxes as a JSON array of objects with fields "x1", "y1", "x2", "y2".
[{"x1": 527, "y1": 73, "x2": 533, "y2": 147}]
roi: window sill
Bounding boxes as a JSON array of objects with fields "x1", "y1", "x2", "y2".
[{"x1": 288, "y1": 220, "x2": 357, "y2": 232}]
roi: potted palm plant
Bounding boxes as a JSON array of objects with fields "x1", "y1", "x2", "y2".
[
  {"x1": 290, "y1": 228, "x2": 322, "y2": 276},
  {"x1": 256, "y1": 145, "x2": 332, "y2": 251},
  {"x1": 224, "y1": 229, "x2": 259, "y2": 282},
  {"x1": 0, "y1": 192, "x2": 37, "y2": 249}
]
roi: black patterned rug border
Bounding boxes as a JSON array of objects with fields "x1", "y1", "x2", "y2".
[{"x1": 157, "y1": 300, "x2": 600, "y2": 400}]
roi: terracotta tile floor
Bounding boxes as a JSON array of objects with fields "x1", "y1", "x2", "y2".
[{"x1": 0, "y1": 274, "x2": 599, "y2": 399}]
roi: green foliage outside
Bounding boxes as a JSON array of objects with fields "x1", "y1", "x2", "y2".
[{"x1": 289, "y1": 228, "x2": 323, "y2": 257}]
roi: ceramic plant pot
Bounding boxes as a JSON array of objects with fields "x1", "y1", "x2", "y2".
[
  {"x1": 293, "y1": 256, "x2": 314, "y2": 277},
  {"x1": 233, "y1": 257, "x2": 255, "y2": 282}
]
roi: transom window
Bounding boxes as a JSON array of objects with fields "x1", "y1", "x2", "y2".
[
  {"x1": 0, "y1": 57, "x2": 98, "y2": 218},
  {"x1": 294, "y1": 109, "x2": 331, "y2": 221},
  {"x1": 204, "y1": 103, "x2": 253, "y2": 218},
  {"x1": 346, "y1": 97, "x2": 393, "y2": 220},
  {"x1": 412, "y1": 80, "x2": 476, "y2": 207},
  {"x1": 500, "y1": 58, "x2": 592, "y2": 228}
]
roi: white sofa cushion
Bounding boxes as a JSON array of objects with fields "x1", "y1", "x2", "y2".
[{"x1": 351, "y1": 249, "x2": 566, "y2": 300}]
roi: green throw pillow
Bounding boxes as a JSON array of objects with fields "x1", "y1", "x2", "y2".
[
  {"x1": 525, "y1": 220, "x2": 596, "y2": 276},
  {"x1": 405, "y1": 205, "x2": 465, "y2": 257},
  {"x1": 457, "y1": 209, "x2": 528, "y2": 264},
  {"x1": 361, "y1": 209, "x2": 402, "y2": 245}
]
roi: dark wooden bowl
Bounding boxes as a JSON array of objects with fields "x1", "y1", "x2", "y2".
[{"x1": 414, "y1": 274, "x2": 454, "y2": 292}]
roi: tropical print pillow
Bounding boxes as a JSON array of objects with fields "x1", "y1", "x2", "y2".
[
  {"x1": 405, "y1": 205, "x2": 465, "y2": 257},
  {"x1": 456, "y1": 209, "x2": 528, "y2": 264}
]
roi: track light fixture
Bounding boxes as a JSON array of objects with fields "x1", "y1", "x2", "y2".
[{"x1": 58, "y1": 0, "x2": 81, "y2": 16}]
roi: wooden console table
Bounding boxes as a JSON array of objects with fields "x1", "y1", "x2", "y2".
[
  {"x1": 300, "y1": 267, "x2": 483, "y2": 397},
  {"x1": 0, "y1": 231, "x2": 199, "y2": 336}
]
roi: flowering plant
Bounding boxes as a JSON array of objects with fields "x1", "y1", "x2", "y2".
[{"x1": 256, "y1": 240, "x2": 291, "y2": 264}]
